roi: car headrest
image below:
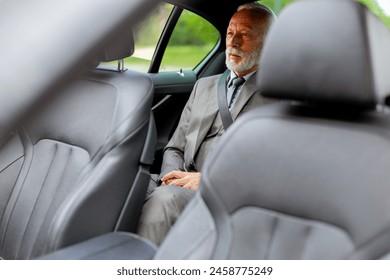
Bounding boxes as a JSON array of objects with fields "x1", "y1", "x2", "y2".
[
  {"x1": 99, "y1": 28, "x2": 134, "y2": 62},
  {"x1": 257, "y1": 0, "x2": 390, "y2": 109}
]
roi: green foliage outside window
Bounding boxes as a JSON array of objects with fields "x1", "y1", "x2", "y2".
[
  {"x1": 120, "y1": 1, "x2": 390, "y2": 73},
  {"x1": 168, "y1": 10, "x2": 219, "y2": 46},
  {"x1": 161, "y1": 9, "x2": 219, "y2": 70}
]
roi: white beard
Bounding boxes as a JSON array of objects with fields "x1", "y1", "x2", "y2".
[{"x1": 225, "y1": 47, "x2": 261, "y2": 73}]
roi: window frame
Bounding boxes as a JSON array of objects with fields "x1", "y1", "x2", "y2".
[
  {"x1": 148, "y1": 6, "x2": 183, "y2": 73},
  {"x1": 147, "y1": 4, "x2": 222, "y2": 75}
]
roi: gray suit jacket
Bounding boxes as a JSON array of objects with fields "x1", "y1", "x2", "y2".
[{"x1": 159, "y1": 71, "x2": 272, "y2": 177}]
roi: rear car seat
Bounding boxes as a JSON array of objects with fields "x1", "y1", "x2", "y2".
[
  {"x1": 155, "y1": 0, "x2": 390, "y2": 259},
  {"x1": 0, "y1": 29, "x2": 156, "y2": 259},
  {"x1": 39, "y1": 0, "x2": 390, "y2": 260}
]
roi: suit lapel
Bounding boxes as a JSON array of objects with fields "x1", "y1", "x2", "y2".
[{"x1": 184, "y1": 76, "x2": 220, "y2": 167}]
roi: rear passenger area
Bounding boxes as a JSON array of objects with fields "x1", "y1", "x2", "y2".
[{"x1": 0, "y1": 32, "x2": 156, "y2": 260}]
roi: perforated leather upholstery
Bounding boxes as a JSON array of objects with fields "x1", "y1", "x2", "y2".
[
  {"x1": 0, "y1": 32, "x2": 155, "y2": 259},
  {"x1": 155, "y1": 0, "x2": 390, "y2": 260}
]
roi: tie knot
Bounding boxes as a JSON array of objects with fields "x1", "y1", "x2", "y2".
[{"x1": 232, "y1": 77, "x2": 246, "y2": 87}]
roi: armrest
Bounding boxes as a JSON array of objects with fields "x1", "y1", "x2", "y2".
[{"x1": 37, "y1": 232, "x2": 157, "y2": 260}]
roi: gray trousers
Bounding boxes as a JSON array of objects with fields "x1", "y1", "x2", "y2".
[{"x1": 137, "y1": 176, "x2": 195, "y2": 246}]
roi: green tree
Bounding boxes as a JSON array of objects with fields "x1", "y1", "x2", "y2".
[{"x1": 168, "y1": 9, "x2": 219, "y2": 46}]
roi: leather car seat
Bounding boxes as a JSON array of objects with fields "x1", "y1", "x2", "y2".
[
  {"x1": 155, "y1": 0, "x2": 390, "y2": 259},
  {"x1": 0, "y1": 29, "x2": 156, "y2": 259}
]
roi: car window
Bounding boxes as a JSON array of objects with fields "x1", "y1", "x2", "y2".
[
  {"x1": 160, "y1": 9, "x2": 219, "y2": 71},
  {"x1": 101, "y1": 3, "x2": 219, "y2": 73},
  {"x1": 100, "y1": 1, "x2": 389, "y2": 73},
  {"x1": 129, "y1": 4, "x2": 173, "y2": 72}
]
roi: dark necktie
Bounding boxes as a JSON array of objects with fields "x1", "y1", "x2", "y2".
[{"x1": 227, "y1": 77, "x2": 246, "y2": 109}]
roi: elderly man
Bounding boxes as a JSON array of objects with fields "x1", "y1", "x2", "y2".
[{"x1": 138, "y1": 3, "x2": 274, "y2": 246}]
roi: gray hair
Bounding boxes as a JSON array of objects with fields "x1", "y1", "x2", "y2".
[
  {"x1": 237, "y1": 2, "x2": 275, "y2": 40},
  {"x1": 237, "y1": 2, "x2": 275, "y2": 16}
]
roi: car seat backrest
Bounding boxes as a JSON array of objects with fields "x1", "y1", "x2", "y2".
[
  {"x1": 155, "y1": 0, "x2": 390, "y2": 260},
  {"x1": 0, "y1": 29, "x2": 155, "y2": 259},
  {"x1": 259, "y1": 0, "x2": 390, "y2": 108}
]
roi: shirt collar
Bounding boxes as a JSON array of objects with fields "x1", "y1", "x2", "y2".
[{"x1": 229, "y1": 70, "x2": 257, "y2": 86}]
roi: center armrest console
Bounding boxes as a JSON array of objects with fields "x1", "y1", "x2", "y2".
[{"x1": 37, "y1": 232, "x2": 157, "y2": 260}]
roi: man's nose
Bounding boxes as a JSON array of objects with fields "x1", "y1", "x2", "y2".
[{"x1": 227, "y1": 34, "x2": 241, "y2": 48}]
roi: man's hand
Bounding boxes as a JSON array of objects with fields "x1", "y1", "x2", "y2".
[{"x1": 161, "y1": 171, "x2": 201, "y2": 190}]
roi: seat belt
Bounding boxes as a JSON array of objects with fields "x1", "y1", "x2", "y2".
[{"x1": 217, "y1": 69, "x2": 233, "y2": 130}]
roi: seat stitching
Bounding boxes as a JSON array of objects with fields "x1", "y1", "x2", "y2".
[{"x1": 15, "y1": 142, "x2": 59, "y2": 259}]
